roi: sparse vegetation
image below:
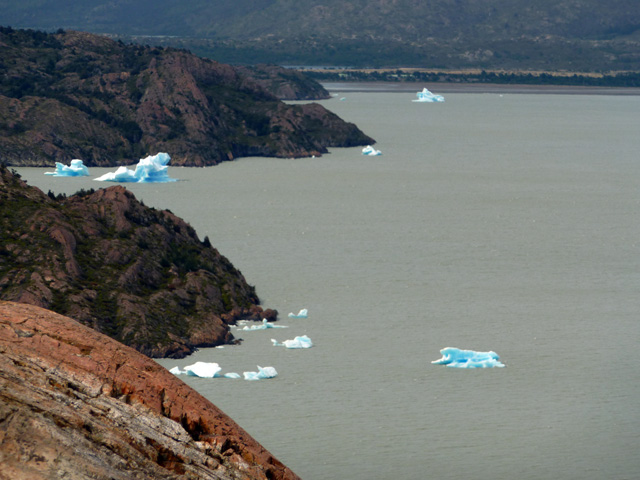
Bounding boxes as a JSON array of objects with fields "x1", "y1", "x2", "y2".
[{"x1": 0, "y1": 167, "x2": 273, "y2": 358}]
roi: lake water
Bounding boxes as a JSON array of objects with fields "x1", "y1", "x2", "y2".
[{"x1": 17, "y1": 88, "x2": 640, "y2": 480}]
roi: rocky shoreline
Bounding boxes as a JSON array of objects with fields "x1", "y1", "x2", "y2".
[{"x1": 0, "y1": 165, "x2": 275, "y2": 358}]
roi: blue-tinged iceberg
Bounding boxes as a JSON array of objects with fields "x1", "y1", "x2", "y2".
[
  {"x1": 94, "y1": 152, "x2": 177, "y2": 183},
  {"x1": 243, "y1": 366, "x2": 278, "y2": 381},
  {"x1": 432, "y1": 347, "x2": 505, "y2": 368},
  {"x1": 413, "y1": 87, "x2": 445, "y2": 103},
  {"x1": 44, "y1": 159, "x2": 90, "y2": 177},
  {"x1": 362, "y1": 145, "x2": 382, "y2": 156},
  {"x1": 288, "y1": 308, "x2": 308, "y2": 319},
  {"x1": 241, "y1": 318, "x2": 288, "y2": 331},
  {"x1": 271, "y1": 335, "x2": 313, "y2": 349}
]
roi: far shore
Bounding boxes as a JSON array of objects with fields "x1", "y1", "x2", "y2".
[{"x1": 321, "y1": 81, "x2": 640, "y2": 96}]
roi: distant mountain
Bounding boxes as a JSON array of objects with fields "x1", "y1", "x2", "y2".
[
  {"x1": 0, "y1": 28, "x2": 373, "y2": 167},
  {"x1": 1, "y1": 0, "x2": 639, "y2": 71}
]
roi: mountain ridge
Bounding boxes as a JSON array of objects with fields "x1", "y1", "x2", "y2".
[
  {"x1": 0, "y1": 164, "x2": 276, "y2": 358},
  {"x1": 0, "y1": 27, "x2": 373, "y2": 167},
  {"x1": 1, "y1": 0, "x2": 639, "y2": 71}
]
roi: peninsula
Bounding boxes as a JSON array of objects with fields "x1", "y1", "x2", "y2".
[{"x1": 0, "y1": 27, "x2": 374, "y2": 167}]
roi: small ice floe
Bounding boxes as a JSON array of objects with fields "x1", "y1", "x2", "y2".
[
  {"x1": 288, "y1": 309, "x2": 308, "y2": 319},
  {"x1": 340, "y1": 97, "x2": 346, "y2": 101},
  {"x1": 271, "y1": 335, "x2": 313, "y2": 349},
  {"x1": 170, "y1": 362, "x2": 241, "y2": 378},
  {"x1": 362, "y1": 145, "x2": 382, "y2": 156},
  {"x1": 243, "y1": 366, "x2": 278, "y2": 381},
  {"x1": 94, "y1": 152, "x2": 177, "y2": 183},
  {"x1": 413, "y1": 87, "x2": 445, "y2": 103},
  {"x1": 44, "y1": 159, "x2": 90, "y2": 177},
  {"x1": 432, "y1": 347, "x2": 505, "y2": 368},
  {"x1": 241, "y1": 318, "x2": 288, "y2": 331}
]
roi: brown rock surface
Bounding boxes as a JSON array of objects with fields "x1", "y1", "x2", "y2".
[
  {"x1": 0, "y1": 300, "x2": 300, "y2": 480},
  {"x1": 0, "y1": 28, "x2": 374, "y2": 167},
  {"x1": 0, "y1": 165, "x2": 275, "y2": 358}
]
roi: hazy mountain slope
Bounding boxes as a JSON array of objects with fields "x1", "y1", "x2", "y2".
[
  {"x1": 2, "y1": 0, "x2": 639, "y2": 70},
  {"x1": 0, "y1": 28, "x2": 373, "y2": 167}
]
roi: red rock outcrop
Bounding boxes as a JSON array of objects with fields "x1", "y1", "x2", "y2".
[{"x1": 0, "y1": 300, "x2": 300, "y2": 480}]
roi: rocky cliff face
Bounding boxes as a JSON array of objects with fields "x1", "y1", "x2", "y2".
[
  {"x1": 0, "y1": 28, "x2": 373, "y2": 167},
  {"x1": 0, "y1": 165, "x2": 275, "y2": 358},
  {"x1": 0, "y1": 300, "x2": 301, "y2": 480}
]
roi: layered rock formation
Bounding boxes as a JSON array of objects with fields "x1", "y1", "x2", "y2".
[
  {"x1": 0, "y1": 27, "x2": 374, "y2": 167},
  {"x1": 0, "y1": 300, "x2": 300, "y2": 480},
  {"x1": 0, "y1": 165, "x2": 274, "y2": 358}
]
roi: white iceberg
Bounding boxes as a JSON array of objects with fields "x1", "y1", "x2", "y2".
[
  {"x1": 271, "y1": 335, "x2": 313, "y2": 349},
  {"x1": 44, "y1": 159, "x2": 90, "y2": 177},
  {"x1": 243, "y1": 366, "x2": 278, "y2": 381},
  {"x1": 94, "y1": 152, "x2": 177, "y2": 183},
  {"x1": 183, "y1": 361, "x2": 222, "y2": 378},
  {"x1": 432, "y1": 347, "x2": 505, "y2": 368},
  {"x1": 413, "y1": 87, "x2": 445, "y2": 103},
  {"x1": 170, "y1": 362, "x2": 241, "y2": 379},
  {"x1": 362, "y1": 145, "x2": 382, "y2": 156},
  {"x1": 241, "y1": 318, "x2": 288, "y2": 331},
  {"x1": 288, "y1": 308, "x2": 308, "y2": 318}
]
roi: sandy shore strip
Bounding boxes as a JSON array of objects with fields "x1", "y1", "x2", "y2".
[{"x1": 321, "y1": 81, "x2": 640, "y2": 96}]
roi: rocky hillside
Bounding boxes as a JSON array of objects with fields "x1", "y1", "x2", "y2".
[
  {"x1": 0, "y1": 27, "x2": 374, "y2": 167},
  {"x1": 1, "y1": 0, "x2": 639, "y2": 71},
  {"x1": 0, "y1": 165, "x2": 275, "y2": 358},
  {"x1": 0, "y1": 300, "x2": 300, "y2": 480}
]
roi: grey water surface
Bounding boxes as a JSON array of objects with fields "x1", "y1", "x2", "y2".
[{"x1": 17, "y1": 89, "x2": 640, "y2": 480}]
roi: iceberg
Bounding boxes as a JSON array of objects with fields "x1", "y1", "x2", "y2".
[
  {"x1": 94, "y1": 152, "x2": 177, "y2": 183},
  {"x1": 241, "y1": 318, "x2": 288, "y2": 331},
  {"x1": 288, "y1": 308, "x2": 308, "y2": 318},
  {"x1": 170, "y1": 362, "x2": 241, "y2": 379},
  {"x1": 243, "y1": 366, "x2": 278, "y2": 381},
  {"x1": 271, "y1": 335, "x2": 313, "y2": 349},
  {"x1": 44, "y1": 159, "x2": 90, "y2": 177},
  {"x1": 183, "y1": 361, "x2": 222, "y2": 378},
  {"x1": 413, "y1": 87, "x2": 445, "y2": 103},
  {"x1": 432, "y1": 347, "x2": 505, "y2": 368},
  {"x1": 362, "y1": 145, "x2": 382, "y2": 156}
]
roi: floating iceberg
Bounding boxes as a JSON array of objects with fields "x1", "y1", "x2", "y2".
[
  {"x1": 432, "y1": 347, "x2": 505, "y2": 368},
  {"x1": 288, "y1": 309, "x2": 308, "y2": 318},
  {"x1": 184, "y1": 361, "x2": 222, "y2": 378},
  {"x1": 170, "y1": 362, "x2": 241, "y2": 379},
  {"x1": 94, "y1": 152, "x2": 177, "y2": 183},
  {"x1": 241, "y1": 318, "x2": 288, "y2": 331},
  {"x1": 271, "y1": 335, "x2": 313, "y2": 349},
  {"x1": 362, "y1": 145, "x2": 382, "y2": 156},
  {"x1": 44, "y1": 159, "x2": 90, "y2": 177},
  {"x1": 413, "y1": 87, "x2": 445, "y2": 103},
  {"x1": 243, "y1": 366, "x2": 278, "y2": 381}
]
